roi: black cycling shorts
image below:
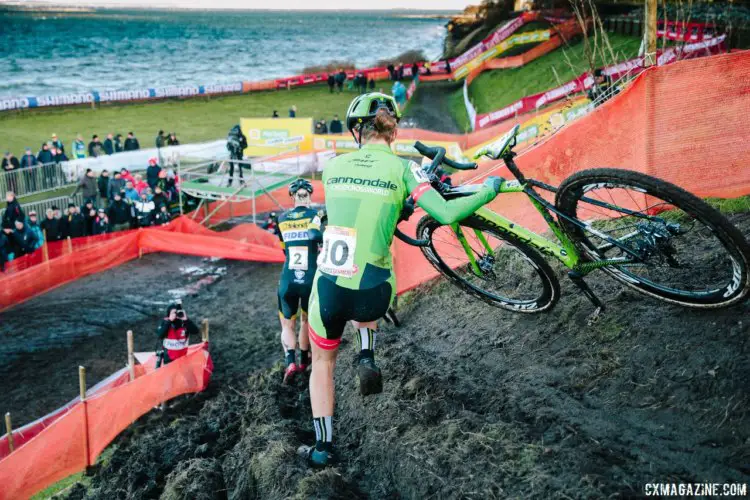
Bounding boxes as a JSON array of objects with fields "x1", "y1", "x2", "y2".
[
  {"x1": 278, "y1": 278, "x2": 312, "y2": 320},
  {"x1": 308, "y1": 274, "x2": 392, "y2": 350}
]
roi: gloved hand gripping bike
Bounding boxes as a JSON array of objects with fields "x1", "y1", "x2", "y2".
[{"x1": 395, "y1": 125, "x2": 750, "y2": 318}]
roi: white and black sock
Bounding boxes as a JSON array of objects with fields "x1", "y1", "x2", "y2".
[
  {"x1": 356, "y1": 327, "x2": 377, "y2": 360},
  {"x1": 313, "y1": 416, "x2": 333, "y2": 451}
]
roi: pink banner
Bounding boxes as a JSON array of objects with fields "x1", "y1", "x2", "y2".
[{"x1": 474, "y1": 35, "x2": 727, "y2": 130}]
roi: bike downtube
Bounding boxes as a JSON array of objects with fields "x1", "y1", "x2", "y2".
[{"x1": 452, "y1": 224, "x2": 483, "y2": 276}]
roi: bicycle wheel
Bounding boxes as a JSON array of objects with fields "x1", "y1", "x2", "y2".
[
  {"x1": 555, "y1": 168, "x2": 750, "y2": 308},
  {"x1": 416, "y1": 215, "x2": 560, "y2": 313}
]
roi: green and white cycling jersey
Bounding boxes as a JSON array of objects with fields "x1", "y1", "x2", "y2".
[{"x1": 318, "y1": 143, "x2": 497, "y2": 291}]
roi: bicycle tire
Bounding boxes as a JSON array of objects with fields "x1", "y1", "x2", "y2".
[
  {"x1": 555, "y1": 168, "x2": 750, "y2": 308},
  {"x1": 416, "y1": 215, "x2": 560, "y2": 313}
]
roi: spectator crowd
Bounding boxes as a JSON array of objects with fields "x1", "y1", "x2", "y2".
[{"x1": 0, "y1": 157, "x2": 179, "y2": 271}]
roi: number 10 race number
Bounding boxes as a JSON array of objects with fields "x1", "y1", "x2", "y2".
[{"x1": 318, "y1": 226, "x2": 358, "y2": 278}]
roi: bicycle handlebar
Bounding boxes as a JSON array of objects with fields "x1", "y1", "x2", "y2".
[
  {"x1": 413, "y1": 141, "x2": 478, "y2": 171},
  {"x1": 396, "y1": 141, "x2": 480, "y2": 248}
]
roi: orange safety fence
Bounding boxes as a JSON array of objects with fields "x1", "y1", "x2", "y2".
[
  {"x1": 0, "y1": 343, "x2": 212, "y2": 500},
  {"x1": 392, "y1": 50, "x2": 750, "y2": 294},
  {"x1": 0, "y1": 217, "x2": 284, "y2": 311},
  {"x1": 0, "y1": 366, "x2": 132, "y2": 458}
]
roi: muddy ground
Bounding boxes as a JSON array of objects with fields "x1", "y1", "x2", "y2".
[
  {"x1": 402, "y1": 80, "x2": 465, "y2": 134},
  {"x1": 2, "y1": 216, "x2": 748, "y2": 499},
  {"x1": 0, "y1": 253, "x2": 281, "y2": 425}
]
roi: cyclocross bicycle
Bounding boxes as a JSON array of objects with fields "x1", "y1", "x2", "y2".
[{"x1": 394, "y1": 125, "x2": 750, "y2": 319}]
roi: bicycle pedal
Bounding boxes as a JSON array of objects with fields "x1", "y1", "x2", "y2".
[{"x1": 587, "y1": 307, "x2": 603, "y2": 326}]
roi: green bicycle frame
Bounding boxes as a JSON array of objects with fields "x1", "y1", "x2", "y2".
[{"x1": 448, "y1": 179, "x2": 590, "y2": 274}]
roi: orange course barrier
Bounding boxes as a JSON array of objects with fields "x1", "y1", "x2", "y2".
[
  {"x1": 0, "y1": 217, "x2": 284, "y2": 311},
  {"x1": 0, "y1": 343, "x2": 212, "y2": 500},
  {"x1": 392, "y1": 50, "x2": 750, "y2": 293}
]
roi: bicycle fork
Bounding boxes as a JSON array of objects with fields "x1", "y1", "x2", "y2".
[{"x1": 567, "y1": 270, "x2": 605, "y2": 325}]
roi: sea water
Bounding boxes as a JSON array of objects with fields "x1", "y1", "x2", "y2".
[{"x1": 0, "y1": 9, "x2": 451, "y2": 98}]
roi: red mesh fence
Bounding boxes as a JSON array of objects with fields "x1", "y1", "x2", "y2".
[
  {"x1": 0, "y1": 218, "x2": 284, "y2": 311},
  {"x1": 0, "y1": 344, "x2": 212, "y2": 500},
  {"x1": 393, "y1": 50, "x2": 750, "y2": 293}
]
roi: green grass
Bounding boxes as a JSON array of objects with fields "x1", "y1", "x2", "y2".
[
  {"x1": 31, "y1": 445, "x2": 117, "y2": 499},
  {"x1": 469, "y1": 33, "x2": 643, "y2": 114},
  {"x1": 0, "y1": 83, "x2": 366, "y2": 157},
  {"x1": 707, "y1": 195, "x2": 750, "y2": 215}
]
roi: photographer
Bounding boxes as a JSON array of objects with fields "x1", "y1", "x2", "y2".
[
  {"x1": 226, "y1": 124, "x2": 248, "y2": 187},
  {"x1": 156, "y1": 301, "x2": 200, "y2": 366}
]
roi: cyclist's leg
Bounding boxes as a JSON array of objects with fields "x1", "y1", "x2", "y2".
[
  {"x1": 307, "y1": 274, "x2": 348, "y2": 463},
  {"x1": 350, "y1": 280, "x2": 393, "y2": 395},
  {"x1": 278, "y1": 279, "x2": 300, "y2": 370},
  {"x1": 298, "y1": 286, "x2": 312, "y2": 368}
]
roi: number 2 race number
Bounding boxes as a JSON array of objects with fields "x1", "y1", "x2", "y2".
[{"x1": 288, "y1": 246, "x2": 309, "y2": 270}]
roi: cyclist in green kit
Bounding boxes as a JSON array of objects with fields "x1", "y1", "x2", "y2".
[{"x1": 301, "y1": 92, "x2": 504, "y2": 467}]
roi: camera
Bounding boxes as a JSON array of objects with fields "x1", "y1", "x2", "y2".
[{"x1": 176, "y1": 309, "x2": 186, "y2": 319}]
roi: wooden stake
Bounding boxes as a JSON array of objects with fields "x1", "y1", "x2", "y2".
[
  {"x1": 644, "y1": 0, "x2": 657, "y2": 67},
  {"x1": 127, "y1": 330, "x2": 135, "y2": 381},
  {"x1": 79, "y1": 366, "x2": 87, "y2": 401},
  {"x1": 79, "y1": 366, "x2": 91, "y2": 467},
  {"x1": 5, "y1": 413, "x2": 14, "y2": 452},
  {"x1": 42, "y1": 229, "x2": 49, "y2": 262},
  {"x1": 201, "y1": 319, "x2": 209, "y2": 343}
]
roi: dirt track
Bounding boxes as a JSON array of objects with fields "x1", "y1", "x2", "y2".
[
  {"x1": 2, "y1": 217, "x2": 749, "y2": 499},
  {"x1": 402, "y1": 80, "x2": 466, "y2": 134}
]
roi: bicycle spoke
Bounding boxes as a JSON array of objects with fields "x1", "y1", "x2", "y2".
[
  {"x1": 573, "y1": 184, "x2": 737, "y2": 295},
  {"x1": 430, "y1": 225, "x2": 545, "y2": 302}
]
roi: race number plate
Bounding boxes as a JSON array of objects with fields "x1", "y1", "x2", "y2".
[
  {"x1": 318, "y1": 226, "x2": 358, "y2": 277},
  {"x1": 288, "y1": 246, "x2": 309, "y2": 270}
]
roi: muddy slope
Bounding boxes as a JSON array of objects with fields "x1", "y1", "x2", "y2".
[
  {"x1": 0, "y1": 254, "x2": 282, "y2": 425},
  {"x1": 402, "y1": 80, "x2": 465, "y2": 134},
  {"x1": 57, "y1": 214, "x2": 750, "y2": 499}
]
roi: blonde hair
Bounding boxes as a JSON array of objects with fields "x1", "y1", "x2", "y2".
[{"x1": 361, "y1": 108, "x2": 398, "y2": 143}]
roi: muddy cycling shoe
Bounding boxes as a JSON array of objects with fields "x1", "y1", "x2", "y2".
[
  {"x1": 297, "y1": 363, "x2": 310, "y2": 374},
  {"x1": 357, "y1": 357, "x2": 383, "y2": 396},
  {"x1": 282, "y1": 363, "x2": 298, "y2": 385},
  {"x1": 298, "y1": 444, "x2": 336, "y2": 468}
]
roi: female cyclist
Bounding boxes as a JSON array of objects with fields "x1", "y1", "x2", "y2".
[{"x1": 302, "y1": 92, "x2": 503, "y2": 466}]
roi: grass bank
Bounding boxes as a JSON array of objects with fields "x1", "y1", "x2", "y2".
[
  {"x1": 0, "y1": 84, "x2": 373, "y2": 156},
  {"x1": 468, "y1": 33, "x2": 642, "y2": 114}
]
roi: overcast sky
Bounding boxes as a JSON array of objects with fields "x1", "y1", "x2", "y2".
[{"x1": 32, "y1": 0, "x2": 472, "y2": 10}]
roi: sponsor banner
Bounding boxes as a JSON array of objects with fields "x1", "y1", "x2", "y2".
[
  {"x1": 2, "y1": 83, "x2": 244, "y2": 111},
  {"x1": 452, "y1": 16, "x2": 527, "y2": 71},
  {"x1": 657, "y1": 34, "x2": 727, "y2": 65},
  {"x1": 240, "y1": 118, "x2": 314, "y2": 156},
  {"x1": 467, "y1": 96, "x2": 592, "y2": 159},
  {"x1": 313, "y1": 135, "x2": 468, "y2": 162},
  {"x1": 454, "y1": 29, "x2": 551, "y2": 79}
]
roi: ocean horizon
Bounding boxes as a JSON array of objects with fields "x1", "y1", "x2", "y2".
[{"x1": 0, "y1": 8, "x2": 453, "y2": 98}]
